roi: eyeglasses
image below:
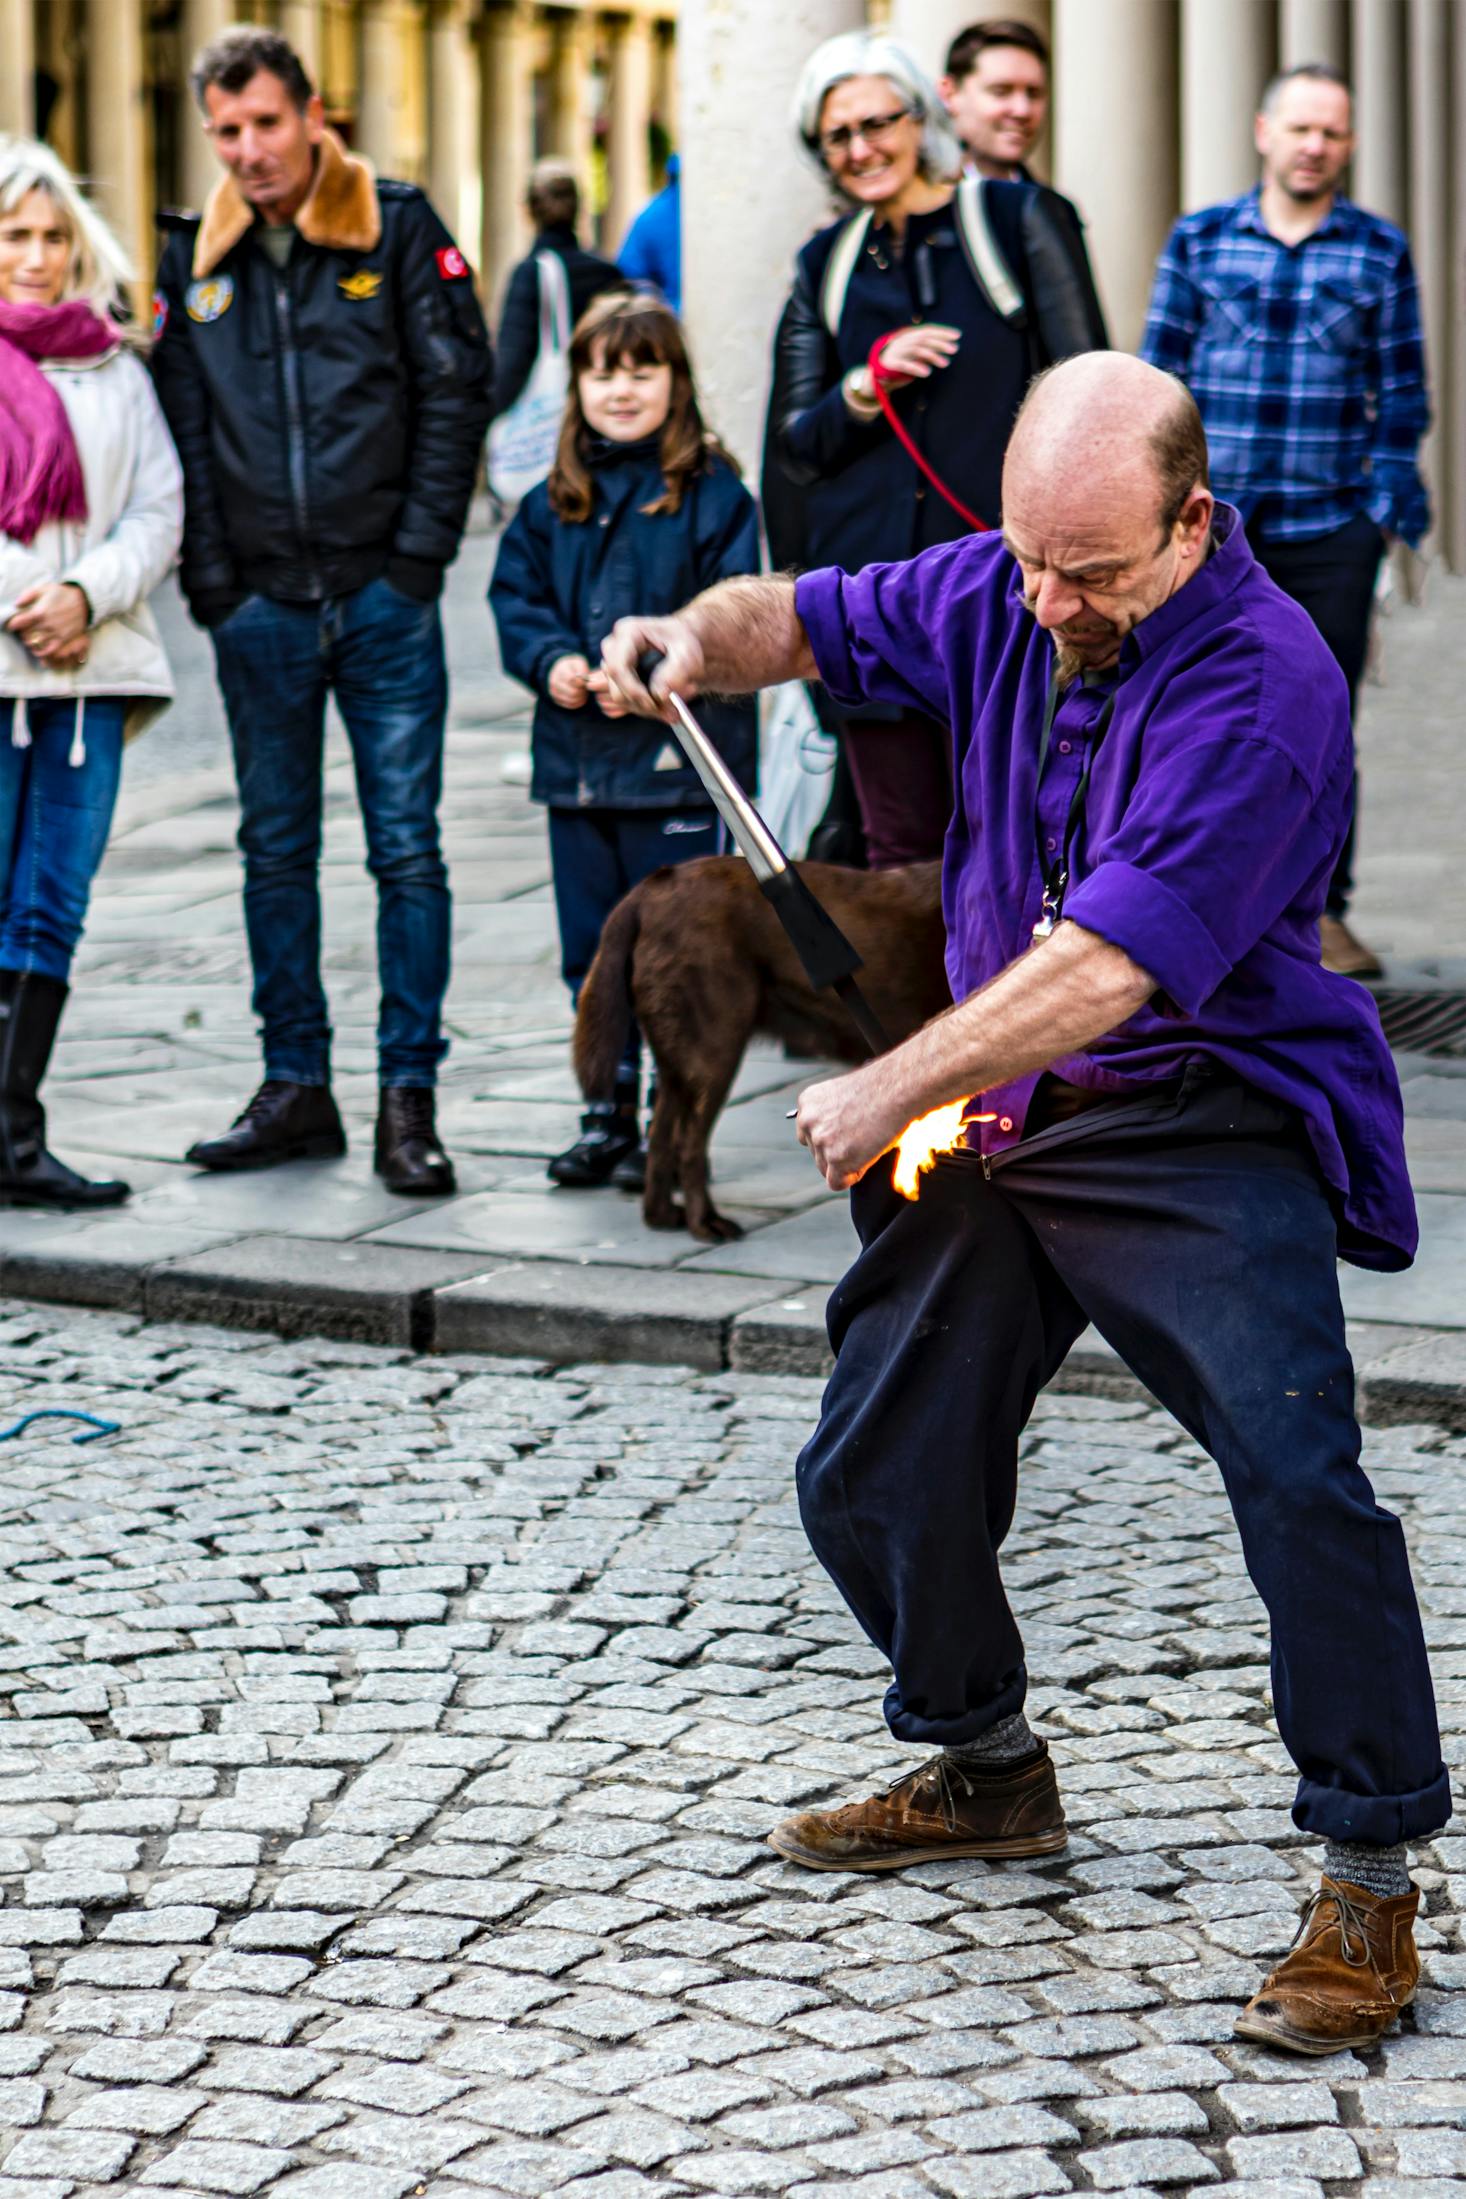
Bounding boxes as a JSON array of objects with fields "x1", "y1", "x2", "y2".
[{"x1": 818, "y1": 107, "x2": 914, "y2": 157}]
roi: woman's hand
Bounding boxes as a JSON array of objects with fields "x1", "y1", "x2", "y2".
[
  {"x1": 874, "y1": 323, "x2": 962, "y2": 390},
  {"x1": 547, "y1": 653, "x2": 592, "y2": 708},
  {"x1": 8, "y1": 581, "x2": 89, "y2": 664}
]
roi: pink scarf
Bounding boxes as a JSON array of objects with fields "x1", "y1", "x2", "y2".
[{"x1": 0, "y1": 297, "x2": 118, "y2": 545}]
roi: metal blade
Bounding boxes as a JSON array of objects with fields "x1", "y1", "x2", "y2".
[{"x1": 664, "y1": 693, "x2": 787, "y2": 885}]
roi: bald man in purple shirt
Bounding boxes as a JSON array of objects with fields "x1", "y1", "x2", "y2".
[{"x1": 599, "y1": 354, "x2": 1446, "y2": 2056}]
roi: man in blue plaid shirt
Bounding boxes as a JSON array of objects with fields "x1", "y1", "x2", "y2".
[{"x1": 1142, "y1": 63, "x2": 1430, "y2": 980}]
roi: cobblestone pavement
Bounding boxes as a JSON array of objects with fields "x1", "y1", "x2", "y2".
[{"x1": 1, "y1": 1302, "x2": 1463, "y2": 2199}]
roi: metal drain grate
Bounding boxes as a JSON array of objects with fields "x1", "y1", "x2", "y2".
[{"x1": 1371, "y1": 989, "x2": 1466, "y2": 1057}]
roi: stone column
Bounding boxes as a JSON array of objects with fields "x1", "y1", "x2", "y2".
[
  {"x1": 1351, "y1": 0, "x2": 1406, "y2": 225},
  {"x1": 1180, "y1": 0, "x2": 1273, "y2": 211},
  {"x1": 1278, "y1": 0, "x2": 1349, "y2": 67},
  {"x1": 479, "y1": 0, "x2": 535, "y2": 313},
  {"x1": 1407, "y1": 0, "x2": 1449, "y2": 556},
  {"x1": 679, "y1": 0, "x2": 864, "y2": 475},
  {"x1": 358, "y1": 0, "x2": 427, "y2": 183},
  {"x1": 0, "y1": 0, "x2": 36, "y2": 137},
  {"x1": 1053, "y1": 0, "x2": 1177, "y2": 352},
  {"x1": 548, "y1": 5, "x2": 597, "y2": 198},
  {"x1": 179, "y1": 0, "x2": 234, "y2": 211},
  {"x1": 279, "y1": 0, "x2": 325, "y2": 84},
  {"x1": 86, "y1": 0, "x2": 151, "y2": 315},
  {"x1": 607, "y1": 10, "x2": 653, "y2": 251},
  {"x1": 429, "y1": 0, "x2": 480, "y2": 250}
]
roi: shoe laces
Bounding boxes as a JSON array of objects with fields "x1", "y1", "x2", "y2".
[
  {"x1": 389, "y1": 1088, "x2": 436, "y2": 1139},
  {"x1": 1294, "y1": 1882, "x2": 1372, "y2": 1968},
  {"x1": 233, "y1": 1080, "x2": 292, "y2": 1129},
  {"x1": 888, "y1": 1753, "x2": 975, "y2": 1833}
]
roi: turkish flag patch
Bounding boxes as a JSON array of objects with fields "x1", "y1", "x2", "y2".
[{"x1": 435, "y1": 246, "x2": 469, "y2": 282}]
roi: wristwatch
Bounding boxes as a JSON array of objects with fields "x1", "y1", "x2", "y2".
[{"x1": 842, "y1": 365, "x2": 881, "y2": 419}]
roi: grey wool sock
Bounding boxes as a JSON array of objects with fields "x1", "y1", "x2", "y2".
[
  {"x1": 944, "y1": 1711, "x2": 1039, "y2": 1768},
  {"x1": 1323, "y1": 1839, "x2": 1411, "y2": 1899}
]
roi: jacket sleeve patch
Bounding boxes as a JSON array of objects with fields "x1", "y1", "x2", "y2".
[
  {"x1": 152, "y1": 290, "x2": 169, "y2": 337},
  {"x1": 435, "y1": 245, "x2": 469, "y2": 282}
]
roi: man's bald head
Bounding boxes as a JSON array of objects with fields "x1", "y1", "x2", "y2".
[
  {"x1": 1007, "y1": 354, "x2": 1208, "y2": 533},
  {"x1": 1001, "y1": 355, "x2": 1214, "y2": 681}
]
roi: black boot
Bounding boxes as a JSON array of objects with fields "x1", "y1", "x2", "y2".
[
  {"x1": 0, "y1": 970, "x2": 129, "y2": 1209},
  {"x1": 375, "y1": 1087, "x2": 456, "y2": 1196},
  {"x1": 186, "y1": 1080, "x2": 346, "y2": 1172},
  {"x1": 548, "y1": 1093, "x2": 638, "y2": 1188},
  {"x1": 610, "y1": 1078, "x2": 656, "y2": 1192}
]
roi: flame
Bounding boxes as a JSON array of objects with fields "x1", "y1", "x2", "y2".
[{"x1": 891, "y1": 1101, "x2": 996, "y2": 1198}]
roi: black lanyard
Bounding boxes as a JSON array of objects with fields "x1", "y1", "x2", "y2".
[{"x1": 1031, "y1": 669, "x2": 1116, "y2": 939}]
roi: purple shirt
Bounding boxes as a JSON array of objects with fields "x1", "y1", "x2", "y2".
[{"x1": 795, "y1": 504, "x2": 1415, "y2": 1270}]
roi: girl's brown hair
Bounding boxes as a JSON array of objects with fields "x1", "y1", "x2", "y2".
[{"x1": 547, "y1": 290, "x2": 739, "y2": 523}]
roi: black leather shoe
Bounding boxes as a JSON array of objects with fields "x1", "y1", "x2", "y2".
[
  {"x1": 186, "y1": 1081, "x2": 346, "y2": 1172},
  {"x1": 548, "y1": 1099, "x2": 638, "y2": 1188},
  {"x1": 375, "y1": 1086, "x2": 456, "y2": 1196},
  {"x1": 0, "y1": 970, "x2": 130, "y2": 1209}
]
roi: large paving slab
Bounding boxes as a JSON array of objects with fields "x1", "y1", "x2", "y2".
[{"x1": 0, "y1": 1302, "x2": 1462, "y2": 2194}]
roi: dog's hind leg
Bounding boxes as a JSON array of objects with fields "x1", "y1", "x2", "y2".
[{"x1": 642, "y1": 1077, "x2": 684, "y2": 1232}]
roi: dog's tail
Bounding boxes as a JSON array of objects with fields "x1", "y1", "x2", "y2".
[{"x1": 573, "y1": 891, "x2": 641, "y2": 1100}]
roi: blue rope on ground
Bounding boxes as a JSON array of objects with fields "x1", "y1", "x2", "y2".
[{"x1": 0, "y1": 1409, "x2": 121, "y2": 1445}]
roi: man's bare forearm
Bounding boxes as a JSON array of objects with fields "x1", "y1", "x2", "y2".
[
  {"x1": 877, "y1": 923, "x2": 1155, "y2": 1122},
  {"x1": 795, "y1": 921, "x2": 1157, "y2": 1188},
  {"x1": 684, "y1": 576, "x2": 818, "y2": 692}
]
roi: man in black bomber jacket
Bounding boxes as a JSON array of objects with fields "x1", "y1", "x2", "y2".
[{"x1": 153, "y1": 26, "x2": 493, "y2": 1196}]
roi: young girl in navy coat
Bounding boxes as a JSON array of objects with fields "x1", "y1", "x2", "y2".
[{"x1": 490, "y1": 291, "x2": 759, "y2": 1190}]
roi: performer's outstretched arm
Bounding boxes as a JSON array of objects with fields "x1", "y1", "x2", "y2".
[
  {"x1": 795, "y1": 920, "x2": 1155, "y2": 1191},
  {"x1": 594, "y1": 578, "x2": 817, "y2": 717}
]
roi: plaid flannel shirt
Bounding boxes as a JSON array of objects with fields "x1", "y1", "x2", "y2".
[{"x1": 1141, "y1": 190, "x2": 1430, "y2": 546}]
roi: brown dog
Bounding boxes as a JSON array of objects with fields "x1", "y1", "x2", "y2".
[{"x1": 573, "y1": 857, "x2": 949, "y2": 1241}]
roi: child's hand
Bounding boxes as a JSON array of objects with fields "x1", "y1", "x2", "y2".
[{"x1": 548, "y1": 654, "x2": 592, "y2": 708}]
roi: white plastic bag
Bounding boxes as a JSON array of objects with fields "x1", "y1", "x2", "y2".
[
  {"x1": 487, "y1": 250, "x2": 572, "y2": 506},
  {"x1": 758, "y1": 681, "x2": 836, "y2": 858}
]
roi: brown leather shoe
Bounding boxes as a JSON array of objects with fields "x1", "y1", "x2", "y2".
[
  {"x1": 1319, "y1": 913, "x2": 1383, "y2": 980},
  {"x1": 1234, "y1": 1876, "x2": 1419, "y2": 2056},
  {"x1": 768, "y1": 1744, "x2": 1067, "y2": 1872}
]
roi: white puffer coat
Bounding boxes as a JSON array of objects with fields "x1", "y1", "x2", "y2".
[{"x1": 0, "y1": 344, "x2": 183, "y2": 741}]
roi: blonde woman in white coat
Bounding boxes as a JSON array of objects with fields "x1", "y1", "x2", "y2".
[{"x1": 0, "y1": 136, "x2": 182, "y2": 1207}]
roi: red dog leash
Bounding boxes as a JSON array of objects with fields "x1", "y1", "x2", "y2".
[{"x1": 868, "y1": 331, "x2": 991, "y2": 534}]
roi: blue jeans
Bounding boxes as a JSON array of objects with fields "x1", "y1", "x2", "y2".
[
  {"x1": 0, "y1": 698, "x2": 125, "y2": 982},
  {"x1": 211, "y1": 580, "x2": 450, "y2": 1087}
]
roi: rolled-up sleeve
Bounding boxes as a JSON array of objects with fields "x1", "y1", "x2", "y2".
[
  {"x1": 1064, "y1": 731, "x2": 1343, "y2": 1016},
  {"x1": 795, "y1": 540, "x2": 990, "y2": 722}
]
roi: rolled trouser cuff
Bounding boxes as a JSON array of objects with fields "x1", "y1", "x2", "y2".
[{"x1": 1292, "y1": 1762, "x2": 1453, "y2": 1845}]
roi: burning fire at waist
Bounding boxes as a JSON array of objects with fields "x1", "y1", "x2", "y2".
[{"x1": 891, "y1": 1101, "x2": 996, "y2": 1199}]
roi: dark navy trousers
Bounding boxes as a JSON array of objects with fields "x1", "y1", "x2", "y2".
[{"x1": 796, "y1": 1073, "x2": 1450, "y2": 1846}]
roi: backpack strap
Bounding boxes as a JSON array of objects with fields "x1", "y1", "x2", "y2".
[
  {"x1": 819, "y1": 209, "x2": 873, "y2": 334},
  {"x1": 954, "y1": 177, "x2": 1026, "y2": 326}
]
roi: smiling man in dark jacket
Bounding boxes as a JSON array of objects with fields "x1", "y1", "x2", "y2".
[{"x1": 153, "y1": 25, "x2": 493, "y2": 1194}]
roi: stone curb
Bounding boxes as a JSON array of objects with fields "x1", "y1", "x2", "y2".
[{"x1": 1, "y1": 1229, "x2": 1464, "y2": 1427}]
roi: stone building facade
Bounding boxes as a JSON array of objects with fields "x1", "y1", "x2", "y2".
[{"x1": 0, "y1": 0, "x2": 676, "y2": 325}]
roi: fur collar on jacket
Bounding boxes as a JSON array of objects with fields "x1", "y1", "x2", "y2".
[{"x1": 193, "y1": 129, "x2": 380, "y2": 278}]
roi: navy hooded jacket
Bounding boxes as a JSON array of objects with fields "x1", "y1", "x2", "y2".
[{"x1": 490, "y1": 443, "x2": 759, "y2": 810}]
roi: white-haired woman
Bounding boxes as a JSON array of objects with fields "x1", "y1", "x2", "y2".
[
  {"x1": 767, "y1": 30, "x2": 1105, "y2": 869},
  {"x1": 0, "y1": 135, "x2": 181, "y2": 1208}
]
